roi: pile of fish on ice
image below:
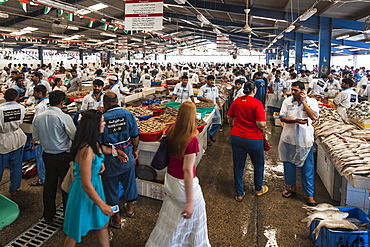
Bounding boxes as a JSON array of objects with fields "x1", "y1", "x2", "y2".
[
  {"x1": 301, "y1": 203, "x2": 361, "y2": 240},
  {"x1": 313, "y1": 106, "x2": 370, "y2": 177}
]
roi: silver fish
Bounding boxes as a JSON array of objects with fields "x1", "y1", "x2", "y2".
[
  {"x1": 301, "y1": 211, "x2": 349, "y2": 227},
  {"x1": 312, "y1": 219, "x2": 358, "y2": 240}
]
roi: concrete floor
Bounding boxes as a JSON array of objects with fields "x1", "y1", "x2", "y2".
[{"x1": 0, "y1": 117, "x2": 337, "y2": 247}]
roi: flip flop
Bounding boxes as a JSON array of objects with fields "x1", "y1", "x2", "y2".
[
  {"x1": 256, "y1": 185, "x2": 269, "y2": 197},
  {"x1": 306, "y1": 202, "x2": 318, "y2": 207},
  {"x1": 234, "y1": 192, "x2": 245, "y2": 202},
  {"x1": 109, "y1": 220, "x2": 122, "y2": 229},
  {"x1": 282, "y1": 190, "x2": 297, "y2": 198},
  {"x1": 29, "y1": 180, "x2": 44, "y2": 186}
]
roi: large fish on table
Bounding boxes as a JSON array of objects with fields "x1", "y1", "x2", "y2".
[
  {"x1": 301, "y1": 210, "x2": 349, "y2": 227},
  {"x1": 302, "y1": 203, "x2": 339, "y2": 212},
  {"x1": 312, "y1": 219, "x2": 358, "y2": 239}
]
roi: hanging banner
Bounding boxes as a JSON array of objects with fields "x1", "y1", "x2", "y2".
[
  {"x1": 216, "y1": 34, "x2": 232, "y2": 52},
  {"x1": 125, "y1": 0, "x2": 163, "y2": 31}
]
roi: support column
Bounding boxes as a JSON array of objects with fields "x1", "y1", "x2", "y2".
[
  {"x1": 128, "y1": 51, "x2": 131, "y2": 61},
  {"x1": 107, "y1": 51, "x2": 111, "y2": 65},
  {"x1": 265, "y1": 50, "x2": 270, "y2": 65},
  {"x1": 38, "y1": 46, "x2": 44, "y2": 65},
  {"x1": 353, "y1": 54, "x2": 358, "y2": 69},
  {"x1": 295, "y1": 32, "x2": 303, "y2": 72},
  {"x1": 155, "y1": 54, "x2": 158, "y2": 61},
  {"x1": 283, "y1": 41, "x2": 290, "y2": 67},
  {"x1": 79, "y1": 49, "x2": 84, "y2": 65},
  {"x1": 318, "y1": 17, "x2": 332, "y2": 77}
]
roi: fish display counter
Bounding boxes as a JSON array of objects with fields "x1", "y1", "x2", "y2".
[{"x1": 314, "y1": 105, "x2": 370, "y2": 213}]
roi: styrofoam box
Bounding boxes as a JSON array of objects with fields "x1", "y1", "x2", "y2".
[
  {"x1": 136, "y1": 178, "x2": 165, "y2": 201},
  {"x1": 273, "y1": 112, "x2": 281, "y2": 126}
]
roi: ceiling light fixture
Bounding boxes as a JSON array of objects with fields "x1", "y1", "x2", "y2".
[
  {"x1": 285, "y1": 24, "x2": 295, "y2": 33},
  {"x1": 174, "y1": 0, "x2": 186, "y2": 4},
  {"x1": 0, "y1": 12, "x2": 9, "y2": 18},
  {"x1": 276, "y1": 34, "x2": 283, "y2": 39},
  {"x1": 213, "y1": 28, "x2": 221, "y2": 35},
  {"x1": 36, "y1": 0, "x2": 78, "y2": 13},
  {"x1": 49, "y1": 34, "x2": 68, "y2": 38},
  {"x1": 23, "y1": 27, "x2": 38, "y2": 31},
  {"x1": 163, "y1": 4, "x2": 184, "y2": 8},
  {"x1": 336, "y1": 34, "x2": 350, "y2": 39},
  {"x1": 0, "y1": 27, "x2": 20, "y2": 32},
  {"x1": 100, "y1": 32, "x2": 117, "y2": 37},
  {"x1": 87, "y1": 39, "x2": 101, "y2": 42},
  {"x1": 298, "y1": 8, "x2": 317, "y2": 21},
  {"x1": 196, "y1": 14, "x2": 211, "y2": 25}
]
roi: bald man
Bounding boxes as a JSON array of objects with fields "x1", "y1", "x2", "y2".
[{"x1": 100, "y1": 92, "x2": 139, "y2": 227}]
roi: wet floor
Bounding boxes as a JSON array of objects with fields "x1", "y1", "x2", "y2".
[{"x1": 0, "y1": 116, "x2": 337, "y2": 246}]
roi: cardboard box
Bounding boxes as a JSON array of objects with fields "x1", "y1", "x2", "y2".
[{"x1": 136, "y1": 178, "x2": 165, "y2": 200}]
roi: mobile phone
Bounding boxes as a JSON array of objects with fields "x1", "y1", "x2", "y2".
[{"x1": 111, "y1": 205, "x2": 119, "y2": 214}]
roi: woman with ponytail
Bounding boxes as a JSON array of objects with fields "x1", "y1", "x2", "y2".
[{"x1": 227, "y1": 81, "x2": 268, "y2": 202}]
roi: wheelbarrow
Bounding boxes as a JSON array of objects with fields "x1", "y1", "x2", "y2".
[{"x1": 0, "y1": 194, "x2": 20, "y2": 230}]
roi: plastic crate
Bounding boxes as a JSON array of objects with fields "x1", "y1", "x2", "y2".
[{"x1": 309, "y1": 207, "x2": 369, "y2": 247}]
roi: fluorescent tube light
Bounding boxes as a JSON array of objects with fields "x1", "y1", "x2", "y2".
[
  {"x1": 49, "y1": 34, "x2": 68, "y2": 38},
  {"x1": 10, "y1": 31, "x2": 28, "y2": 35},
  {"x1": 336, "y1": 34, "x2": 349, "y2": 39},
  {"x1": 285, "y1": 24, "x2": 295, "y2": 33},
  {"x1": 299, "y1": 8, "x2": 317, "y2": 21},
  {"x1": 213, "y1": 28, "x2": 221, "y2": 34},
  {"x1": 100, "y1": 32, "x2": 117, "y2": 37},
  {"x1": 0, "y1": 12, "x2": 9, "y2": 18},
  {"x1": 276, "y1": 34, "x2": 283, "y2": 39},
  {"x1": 36, "y1": 0, "x2": 78, "y2": 13},
  {"x1": 174, "y1": 0, "x2": 186, "y2": 4},
  {"x1": 89, "y1": 3, "x2": 108, "y2": 11},
  {"x1": 197, "y1": 14, "x2": 211, "y2": 25},
  {"x1": 0, "y1": 27, "x2": 20, "y2": 32},
  {"x1": 164, "y1": 4, "x2": 184, "y2": 8},
  {"x1": 23, "y1": 27, "x2": 38, "y2": 31},
  {"x1": 67, "y1": 25, "x2": 79, "y2": 31},
  {"x1": 87, "y1": 39, "x2": 101, "y2": 42}
]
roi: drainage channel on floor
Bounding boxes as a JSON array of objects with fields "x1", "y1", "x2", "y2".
[{"x1": 5, "y1": 205, "x2": 64, "y2": 247}]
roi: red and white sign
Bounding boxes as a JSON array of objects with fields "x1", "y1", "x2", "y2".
[
  {"x1": 125, "y1": 0, "x2": 163, "y2": 31},
  {"x1": 216, "y1": 34, "x2": 232, "y2": 52}
]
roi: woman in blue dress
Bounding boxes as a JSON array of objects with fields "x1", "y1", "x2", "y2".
[{"x1": 63, "y1": 110, "x2": 128, "y2": 247}]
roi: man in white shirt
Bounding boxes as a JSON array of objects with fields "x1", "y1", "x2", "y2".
[
  {"x1": 29, "y1": 85, "x2": 49, "y2": 187},
  {"x1": 139, "y1": 69, "x2": 152, "y2": 88},
  {"x1": 38, "y1": 64, "x2": 51, "y2": 79},
  {"x1": 267, "y1": 71, "x2": 287, "y2": 115},
  {"x1": 325, "y1": 74, "x2": 341, "y2": 97},
  {"x1": 5, "y1": 70, "x2": 19, "y2": 89},
  {"x1": 0, "y1": 89, "x2": 27, "y2": 196},
  {"x1": 197, "y1": 75, "x2": 222, "y2": 146},
  {"x1": 356, "y1": 74, "x2": 370, "y2": 94},
  {"x1": 308, "y1": 76, "x2": 327, "y2": 95},
  {"x1": 81, "y1": 80, "x2": 105, "y2": 112},
  {"x1": 334, "y1": 78, "x2": 358, "y2": 120},
  {"x1": 188, "y1": 70, "x2": 200, "y2": 86},
  {"x1": 107, "y1": 75, "x2": 122, "y2": 105},
  {"x1": 25, "y1": 71, "x2": 52, "y2": 104},
  {"x1": 171, "y1": 75, "x2": 195, "y2": 103}
]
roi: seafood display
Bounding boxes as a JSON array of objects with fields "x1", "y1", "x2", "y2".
[
  {"x1": 148, "y1": 103, "x2": 166, "y2": 111},
  {"x1": 312, "y1": 106, "x2": 343, "y2": 128},
  {"x1": 163, "y1": 107, "x2": 178, "y2": 116},
  {"x1": 66, "y1": 90, "x2": 90, "y2": 97},
  {"x1": 197, "y1": 119, "x2": 207, "y2": 126},
  {"x1": 301, "y1": 210, "x2": 349, "y2": 227},
  {"x1": 137, "y1": 120, "x2": 167, "y2": 133},
  {"x1": 195, "y1": 102, "x2": 215, "y2": 108},
  {"x1": 312, "y1": 219, "x2": 358, "y2": 240},
  {"x1": 148, "y1": 114, "x2": 176, "y2": 124},
  {"x1": 129, "y1": 107, "x2": 153, "y2": 117},
  {"x1": 347, "y1": 101, "x2": 370, "y2": 120}
]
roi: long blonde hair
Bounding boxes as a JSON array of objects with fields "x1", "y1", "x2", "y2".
[{"x1": 167, "y1": 101, "x2": 198, "y2": 158}]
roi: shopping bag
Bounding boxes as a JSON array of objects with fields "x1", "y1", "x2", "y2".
[{"x1": 150, "y1": 137, "x2": 170, "y2": 170}]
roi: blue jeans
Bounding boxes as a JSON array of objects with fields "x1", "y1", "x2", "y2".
[
  {"x1": 0, "y1": 146, "x2": 24, "y2": 191},
  {"x1": 208, "y1": 124, "x2": 220, "y2": 138},
  {"x1": 230, "y1": 135, "x2": 265, "y2": 196},
  {"x1": 283, "y1": 147, "x2": 315, "y2": 197},
  {"x1": 35, "y1": 144, "x2": 45, "y2": 183}
]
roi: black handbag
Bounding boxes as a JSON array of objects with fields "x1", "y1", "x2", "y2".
[{"x1": 150, "y1": 137, "x2": 170, "y2": 170}]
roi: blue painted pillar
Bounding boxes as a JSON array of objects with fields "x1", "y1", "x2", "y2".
[
  {"x1": 128, "y1": 51, "x2": 131, "y2": 61},
  {"x1": 155, "y1": 54, "x2": 158, "y2": 61},
  {"x1": 164, "y1": 54, "x2": 167, "y2": 61},
  {"x1": 295, "y1": 32, "x2": 303, "y2": 72},
  {"x1": 107, "y1": 51, "x2": 111, "y2": 65},
  {"x1": 283, "y1": 41, "x2": 290, "y2": 67},
  {"x1": 265, "y1": 50, "x2": 270, "y2": 65},
  {"x1": 318, "y1": 17, "x2": 332, "y2": 77},
  {"x1": 271, "y1": 50, "x2": 277, "y2": 60},
  {"x1": 353, "y1": 54, "x2": 358, "y2": 69},
  {"x1": 38, "y1": 46, "x2": 44, "y2": 64},
  {"x1": 79, "y1": 49, "x2": 84, "y2": 65}
]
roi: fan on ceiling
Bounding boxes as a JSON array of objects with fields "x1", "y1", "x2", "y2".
[
  {"x1": 51, "y1": 18, "x2": 70, "y2": 34},
  {"x1": 235, "y1": 0, "x2": 278, "y2": 37},
  {"x1": 363, "y1": 16, "x2": 370, "y2": 41}
]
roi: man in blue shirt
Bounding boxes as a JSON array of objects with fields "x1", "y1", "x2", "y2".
[
  {"x1": 33, "y1": 91, "x2": 76, "y2": 224},
  {"x1": 14, "y1": 76, "x2": 26, "y2": 102},
  {"x1": 101, "y1": 92, "x2": 139, "y2": 228}
]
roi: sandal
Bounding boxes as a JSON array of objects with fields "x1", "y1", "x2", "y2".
[
  {"x1": 29, "y1": 180, "x2": 44, "y2": 186},
  {"x1": 109, "y1": 219, "x2": 122, "y2": 229},
  {"x1": 207, "y1": 141, "x2": 212, "y2": 146},
  {"x1": 282, "y1": 190, "x2": 297, "y2": 198},
  {"x1": 306, "y1": 202, "x2": 318, "y2": 207},
  {"x1": 125, "y1": 203, "x2": 135, "y2": 218},
  {"x1": 256, "y1": 185, "x2": 268, "y2": 197},
  {"x1": 234, "y1": 192, "x2": 245, "y2": 202}
]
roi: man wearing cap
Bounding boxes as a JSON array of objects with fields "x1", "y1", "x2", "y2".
[
  {"x1": 68, "y1": 69, "x2": 82, "y2": 92},
  {"x1": 107, "y1": 75, "x2": 123, "y2": 105}
]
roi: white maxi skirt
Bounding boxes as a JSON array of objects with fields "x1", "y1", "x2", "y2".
[{"x1": 146, "y1": 173, "x2": 211, "y2": 247}]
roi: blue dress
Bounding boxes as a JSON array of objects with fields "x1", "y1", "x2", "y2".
[{"x1": 64, "y1": 153, "x2": 110, "y2": 242}]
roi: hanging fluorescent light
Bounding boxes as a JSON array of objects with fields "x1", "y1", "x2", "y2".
[
  {"x1": 272, "y1": 38, "x2": 277, "y2": 43},
  {"x1": 87, "y1": 38, "x2": 101, "y2": 42},
  {"x1": 164, "y1": 4, "x2": 184, "y2": 8},
  {"x1": 213, "y1": 28, "x2": 221, "y2": 35},
  {"x1": 0, "y1": 12, "x2": 9, "y2": 18},
  {"x1": 36, "y1": 0, "x2": 78, "y2": 13},
  {"x1": 49, "y1": 34, "x2": 69, "y2": 38},
  {"x1": 196, "y1": 14, "x2": 211, "y2": 25},
  {"x1": 336, "y1": 34, "x2": 349, "y2": 39},
  {"x1": 276, "y1": 34, "x2": 283, "y2": 39},
  {"x1": 100, "y1": 32, "x2": 117, "y2": 37},
  {"x1": 285, "y1": 24, "x2": 295, "y2": 33},
  {"x1": 23, "y1": 27, "x2": 38, "y2": 31},
  {"x1": 0, "y1": 27, "x2": 20, "y2": 32},
  {"x1": 299, "y1": 8, "x2": 317, "y2": 21},
  {"x1": 174, "y1": 0, "x2": 186, "y2": 4}
]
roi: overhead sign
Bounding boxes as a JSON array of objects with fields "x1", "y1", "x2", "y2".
[{"x1": 125, "y1": 0, "x2": 163, "y2": 31}]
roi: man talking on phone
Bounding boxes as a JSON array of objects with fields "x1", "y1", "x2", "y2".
[{"x1": 278, "y1": 81, "x2": 319, "y2": 206}]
